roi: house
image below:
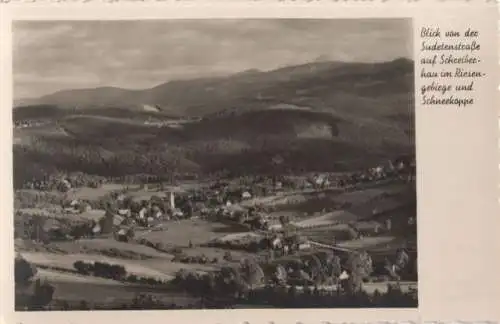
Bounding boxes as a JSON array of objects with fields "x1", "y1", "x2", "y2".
[
  {"x1": 200, "y1": 207, "x2": 210, "y2": 217},
  {"x1": 63, "y1": 206, "x2": 79, "y2": 214},
  {"x1": 118, "y1": 209, "x2": 131, "y2": 217},
  {"x1": 224, "y1": 204, "x2": 246, "y2": 220},
  {"x1": 314, "y1": 174, "x2": 327, "y2": 187},
  {"x1": 339, "y1": 270, "x2": 350, "y2": 281},
  {"x1": 116, "y1": 228, "x2": 127, "y2": 237},
  {"x1": 303, "y1": 181, "x2": 313, "y2": 189},
  {"x1": 298, "y1": 241, "x2": 311, "y2": 251},
  {"x1": 172, "y1": 208, "x2": 184, "y2": 219},
  {"x1": 92, "y1": 223, "x2": 102, "y2": 234},
  {"x1": 153, "y1": 210, "x2": 163, "y2": 219},
  {"x1": 370, "y1": 166, "x2": 385, "y2": 179},
  {"x1": 63, "y1": 199, "x2": 80, "y2": 213},
  {"x1": 138, "y1": 207, "x2": 148, "y2": 220},
  {"x1": 115, "y1": 227, "x2": 134, "y2": 242},
  {"x1": 241, "y1": 191, "x2": 252, "y2": 200},
  {"x1": 59, "y1": 179, "x2": 72, "y2": 192},
  {"x1": 271, "y1": 236, "x2": 282, "y2": 250}
]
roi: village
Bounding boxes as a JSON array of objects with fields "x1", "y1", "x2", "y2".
[{"x1": 15, "y1": 154, "x2": 417, "y2": 310}]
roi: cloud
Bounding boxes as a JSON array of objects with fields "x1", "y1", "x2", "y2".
[{"x1": 13, "y1": 19, "x2": 412, "y2": 99}]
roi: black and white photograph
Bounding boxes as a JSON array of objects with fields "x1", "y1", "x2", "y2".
[{"x1": 13, "y1": 19, "x2": 417, "y2": 311}]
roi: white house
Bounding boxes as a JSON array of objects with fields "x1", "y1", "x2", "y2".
[
  {"x1": 271, "y1": 237, "x2": 282, "y2": 250},
  {"x1": 315, "y1": 176, "x2": 325, "y2": 186},
  {"x1": 154, "y1": 210, "x2": 163, "y2": 219},
  {"x1": 63, "y1": 207, "x2": 79, "y2": 214},
  {"x1": 118, "y1": 209, "x2": 130, "y2": 217},
  {"x1": 242, "y1": 191, "x2": 252, "y2": 200},
  {"x1": 298, "y1": 242, "x2": 311, "y2": 251},
  {"x1": 339, "y1": 270, "x2": 350, "y2": 281},
  {"x1": 173, "y1": 208, "x2": 184, "y2": 218},
  {"x1": 138, "y1": 207, "x2": 148, "y2": 220},
  {"x1": 92, "y1": 223, "x2": 102, "y2": 234}
]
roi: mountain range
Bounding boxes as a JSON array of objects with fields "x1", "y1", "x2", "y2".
[{"x1": 13, "y1": 58, "x2": 415, "y2": 184}]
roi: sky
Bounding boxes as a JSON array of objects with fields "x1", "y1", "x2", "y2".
[{"x1": 13, "y1": 19, "x2": 412, "y2": 100}]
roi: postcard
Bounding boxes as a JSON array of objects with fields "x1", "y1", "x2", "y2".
[{"x1": 0, "y1": 1, "x2": 498, "y2": 324}]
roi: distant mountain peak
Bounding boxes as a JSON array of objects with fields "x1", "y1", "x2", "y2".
[{"x1": 237, "y1": 68, "x2": 261, "y2": 75}]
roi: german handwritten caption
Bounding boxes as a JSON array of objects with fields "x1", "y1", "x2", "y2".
[{"x1": 419, "y1": 26, "x2": 486, "y2": 108}]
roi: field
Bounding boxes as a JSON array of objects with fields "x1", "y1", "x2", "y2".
[
  {"x1": 137, "y1": 218, "x2": 248, "y2": 246},
  {"x1": 41, "y1": 238, "x2": 174, "y2": 259},
  {"x1": 67, "y1": 184, "x2": 135, "y2": 201},
  {"x1": 35, "y1": 269, "x2": 197, "y2": 307}
]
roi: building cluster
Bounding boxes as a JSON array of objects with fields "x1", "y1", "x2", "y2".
[
  {"x1": 338, "y1": 155, "x2": 416, "y2": 187},
  {"x1": 14, "y1": 120, "x2": 49, "y2": 129}
]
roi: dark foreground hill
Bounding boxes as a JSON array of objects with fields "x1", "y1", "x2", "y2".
[{"x1": 13, "y1": 58, "x2": 415, "y2": 186}]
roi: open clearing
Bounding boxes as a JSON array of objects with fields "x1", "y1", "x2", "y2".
[
  {"x1": 36, "y1": 269, "x2": 196, "y2": 306},
  {"x1": 21, "y1": 251, "x2": 183, "y2": 280},
  {"x1": 67, "y1": 183, "x2": 134, "y2": 201},
  {"x1": 17, "y1": 208, "x2": 54, "y2": 217},
  {"x1": 36, "y1": 268, "x2": 127, "y2": 285},
  {"x1": 75, "y1": 209, "x2": 106, "y2": 221},
  {"x1": 215, "y1": 232, "x2": 263, "y2": 243},
  {"x1": 335, "y1": 236, "x2": 400, "y2": 251},
  {"x1": 293, "y1": 210, "x2": 360, "y2": 228},
  {"x1": 332, "y1": 188, "x2": 388, "y2": 205},
  {"x1": 138, "y1": 219, "x2": 245, "y2": 246},
  {"x1": 298, "y1": 224, "x2": 352, "y2": 244},
  {"x1": 240, "y1": 192, "x2": 308, "y2": 208}
]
